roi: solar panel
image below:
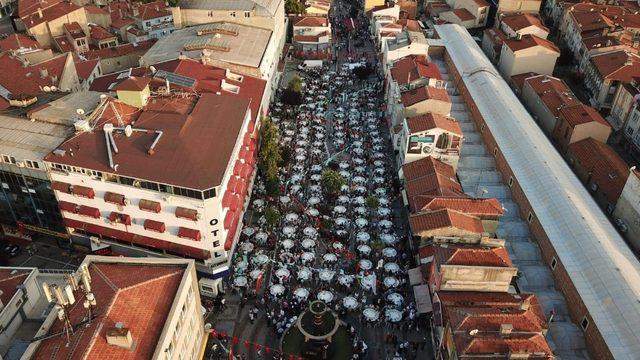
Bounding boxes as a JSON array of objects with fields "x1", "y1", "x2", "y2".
[{"x1": 154, "y1": 70, "x2": 196, "y2": 88}]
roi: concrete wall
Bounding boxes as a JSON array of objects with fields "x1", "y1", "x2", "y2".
[
  {"x1": 521, "y1": 80, "x2": 557, "y2": 135},
  {"x1": 439, "y1": 265, "x2": 518, "y2": 292},
  {"x1": 498, "y1": 45, "x2": 558, "y2": 78},
  {"x1": 614, "y1": 173, "x2": 640, "y2": 252},
  {"x1": 404, "y1": 99, "x2": 452, "y2": 118},
  {"x1": 26, "y1": 8, "x2": 88, "y2": 48}
]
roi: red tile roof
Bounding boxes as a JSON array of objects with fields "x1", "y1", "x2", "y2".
[
  {"x1": 22, "y1": 2, "x2": 81, "y2": 28},
  {"x1": 114, "y1": 76, "x2": 151, "y2": 91},
  {"x1": 136, "y1": 1, "x2": 171, "y2": 20},
  {"x1": 390, "y1": 55, "x2": 442, "y2": 85},
  {"x1": 590, "y1": 50, "x2": 640, "y2": 81},
  {"x1": 570, "y1": 11, "x2": 613, "y2": 34},
  {"x1": 524, "y1": 75, "x2": 580, "y2": 117},
  {"x1": 568, "y1": 138, "x2": 630, "y2": 204},
  {"x1": 110, "y1": 17, "x2": 135, "y2": 29},
  {"x1": 0, "y1": 269, "x2": 30, "y2": 305},
  {"x1": 448, "y1": 306, "x2": 548, "y2": 333},
  {"x1": 406, "y1": 112, "x2": 462, "y2": 136},
  {"x1": 451, "y1": 8, "x2": 475, "y2": 21},
  {"x1": 434, "y1": 245, "x2": 513, "y2": 267},
  {"x1": 401, "y1": 85, "x2": 450, "y2": 106},
  {"x1": 453, "y1": 333, "x2": 553, "y2": 359},
  {"x1": 0, "y1": 34, "x2": 41, "y2": 52},
  {"x1": 0, "y1": 53, "x2": 69, "y2": 99},
  {"x1": 74, "y1": 59, "x2": 100, "y2": 82},
  {"x1": 63, "y1": 21, "x2": 85, "y2": 39},
  {"x1": 510, "y1": 71, "x2": 539, "y2": 91},
  {"x1": 17, "y1": 0, "x2": 64, "y2": 18},
  {"x1": 90, "y1": 24, "x2": 116, "y2": 41},
  {"x1": 410, "y1": 209, "x2": 484, "y2": 235},
  {"x1": 294, "y1": 16, "x2": 329, "y2": 27},
  {"x1": 84, "y1": 40, "x2": 156, "y2": 60},
  {"x1": 504, "y1": 34, "x2": 560, "y2": 53},
  {"x1": 84, "y1": 4, "x2": 109, "y2": 15},
  {"x1": 582, "y1": 35, "x2": 620, "y2": 50},
  {"x1": 414, "y1": 196, "x2": 504, "y2": 216},
  {"x1": 293, "y1": 31, "x2": 330, "y2": 43},
  {"x1": 45, "y1": 93, "x2": 251, "y2": 189},
  {"x1": 471, "y1": 0, "x2": 490, "y2": 6},
  {"x1": 501, "y1": 13, "x2": 548, "y2": 32},
  {"x1": 32, "y1": 262, "x2": 186, "y2": 360},
  {"x1": 558, "y1": 103, "x2": 610, "y2": 127},
  {"x1": 403, "y1": 156, "x2": 456, "y2": 180}
]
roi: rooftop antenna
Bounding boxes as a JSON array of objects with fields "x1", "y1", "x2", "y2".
[
  {"x1": 109, "y1": 101, "x2": 124, "y2": 127},
  {"x1": 42, "y1": 282, "x2": 75, "y2": 346}
]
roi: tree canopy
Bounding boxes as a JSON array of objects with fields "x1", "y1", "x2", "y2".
[
  {"x1": 258, "y1": 117, "x2": 282, "y2": 196},
  {"x1": 285, "y1": 0, "x2": 305, "y2": 14},
  {"x1": 321, "y1": 169, "x2": 346, "y2": 195}
]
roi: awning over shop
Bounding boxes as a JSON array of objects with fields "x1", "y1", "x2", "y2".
[
  {"x1": 139, "y1": 199, "x2": 161, "y2": 213},
  {"x1": 144, "y1": 219, "x2": 166, "y2": 233},
  {"x1": 178, "y1": 227, "x2": 201, "y2": 241},
  {"x1": 175, "y1": 206, "x2": 198, "y2": 221}
]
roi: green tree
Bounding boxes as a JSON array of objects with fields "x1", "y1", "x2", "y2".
[
  {"x1": 258, "y1": 117, "x2": 282, "y2": 196},
  {"x1": 287, "y1": 76, "x2": 303, "y2": 93},
  {"x1": 366, "y1": 195, "x2": 379, "y2": 209},
  {"x1": 321, "y1": 169, "x2": 346, "y2": 195},
  {"x1": 265, "y1": 206, "x2": 281, "y2": 228},
  {"x1": 285, "y1": 0, "x2": 305, "y2": 14}
]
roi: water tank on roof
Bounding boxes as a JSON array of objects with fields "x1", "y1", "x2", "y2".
[
  {"x1": 125, "y1": 125, "x2": 133, "y2": 137},
  {"x1": 74, "y1": 120, "x2": 91, "y2": 132}
]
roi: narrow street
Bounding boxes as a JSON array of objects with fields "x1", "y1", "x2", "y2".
[{"x1": 206, "y1": 1, "x2": 433, "y2": 359}]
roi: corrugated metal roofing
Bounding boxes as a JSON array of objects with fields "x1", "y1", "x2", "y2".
[
  {"x1": 177, "y1": 0, "x2": 281, "y2": 16},
  {"x1": 0, "y1": 115, "x2": 70, "y2": 161},
  {"x1": 435, "y1": 23, "x2": 640, "y2": 359}
]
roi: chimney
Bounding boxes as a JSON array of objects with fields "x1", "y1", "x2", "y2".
[
  {"x1": 500, "y1": 323, "x2": 514, "y2": 336},
  {"x1": 40, "y1": 68, "x2": 48, "y2": 79},
  {"x1": 106, "y1": 323, "x2": 133, "y2": 350},
  {"x1": 519, "y1": 296, "x2": 531, "y2": 311},
  {"x1": 37, "y1": 8, "x2": 43, "y2": 18}
]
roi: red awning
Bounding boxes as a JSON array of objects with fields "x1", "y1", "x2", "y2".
[
  {"x1": 175, "y1": 207, "x2": 198, "y2": 221},
  {"x1": 229, "y1": 193, "x2": 242, "y2": 212},
  {"x1": 51, "y1": 181, "x2": 71, "y2": 193},
  {"x1": 233, "y1": 159, "x2": 243, "y2": 177},
  {"x1": 227, "y1": 176, "x2": 239, "y2": 193},
  {"x1": 71, "y1": 185, "x2": 95, "y2": 199},
  {"x1": 248, "y1": 139, "x2": 257, "y2": 152},
  {"x1": 239, "y1": 147, "x2": 251, "y2": 162},
  {"x1": 104, "y1": 192, "x2": 126, "y2": 205},
  {"x1": 224, "y1": 226, "x2": 237, "y2": 251},
  {"x1": 222, "y1": 190, "x2": 233, "y2": 208},
  {"x1": 58, "y1": 201, "x2": 78, "y2": 213},
  {"x1": 144, "y1": 219, "x2": 166, "y2": 233},
  {"x1": 178, "y1": 227, "x2": 201, "y2": 241},
  {"x1": 108, "y1": 212, "x2": 131, "y2": 225},
  {"x1": 239, "y1": 162, "x2": 253, "y2": 179},
  {"x1": 78, "y1": 205, "x2": 100, "y2": 218},
  {"x1": 236, "y1": 177, "x2": 248, "y2": 196},
  {"x1": 139, "y1": 199, "x2": 161, "y2": 213},
  {"x1": 224, "y1": 210, "x2": 237, "y2": 230}
]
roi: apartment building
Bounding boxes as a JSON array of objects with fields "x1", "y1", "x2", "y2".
[
  {"x1": 395, "y1": 113, "x2": 463, "y2": 169},
  {"x1": 21, "y1": 256, "x2": 206, "y2": 360},
  {"x1": 498, "y1": 34, "x2": 560, "y2": 78},
  {"x1": 292, "y1": 16, "x2": 332, "y2": 59},
  {"x1": 44, "y1": 90, "x2": 256, "y2": 286}
]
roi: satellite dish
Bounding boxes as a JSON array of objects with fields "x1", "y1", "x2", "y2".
[
  {"x1": 124, "y1": 125, "x2": 133, "y2": 137},
  {"x1": 43, "y1": 86, "x2": 51, "y2": 92},
  {"x1": 149, "y1": 66, "x2": 156, "y2": 74},
  {"x1": 469, "y1": 329, "x2": 479, "y2": 336},
  {"x1": 76, "y1": 108, "x2": 85, "y2": 115},
  {"x1": 50, "y1": 86, "x2": 57, "y2": 92},
  {"x1": 99, "y1": 94, "x2": 107, "y2": 101}
]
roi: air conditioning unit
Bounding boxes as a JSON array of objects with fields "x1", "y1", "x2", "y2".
[{"x1": 16, "y1": 161, "x2": 25, "y2": 168}]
